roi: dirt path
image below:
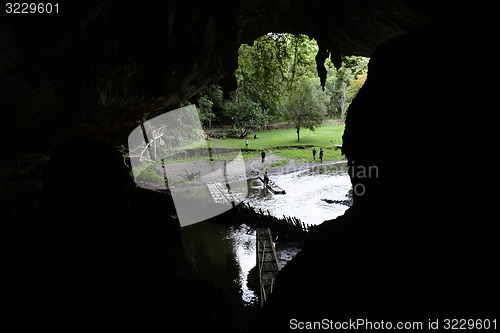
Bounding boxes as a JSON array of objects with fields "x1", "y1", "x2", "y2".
[
  {"x1": 244, "y1": 151, "x2": 284, "y2": 178},
  {"x1": 154, "y1": 151, "x2": 284, "y2": 185},
  {"x1": 154, "y1": 150, "x2": 346, "y2": 186}
]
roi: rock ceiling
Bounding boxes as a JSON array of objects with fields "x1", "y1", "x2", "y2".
[{"x1": 0, "y1": 0, "x2": 452, "y2": 152}]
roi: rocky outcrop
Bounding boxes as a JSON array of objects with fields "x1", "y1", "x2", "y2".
[
  {"x1": 1, "y1": 137, "x2": 243, "y2": 332},
  {"x1": 250, "y1": 3, "x2": 498, "y2": 331},
  {"x1": 0, "y1": 0, "x2": 450, "y2": 155}
]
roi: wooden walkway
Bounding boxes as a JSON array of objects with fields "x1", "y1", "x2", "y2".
[
  {"x1": 256, "y1": 227, "x2": 280, "y2": 307},
  {"x1": 206, "y1": 182, "x2": 237, "y2": 205}
]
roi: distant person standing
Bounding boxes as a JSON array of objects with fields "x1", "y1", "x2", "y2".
[
  {"x1": 245, "y1": 138, "x2": 249, "y2": 148},
  {"x1": 261, "y1": 149, "x2": 266, "y2": 162},
  {"x1": 263, "y1": 171, "x2": 269, "y2": 189},
  {"x1": 319, "y1": 148, "x2": 324, "y2": 163},
  {"x1": 312, "y1": 147, "x2": 317, "y2": 160}
]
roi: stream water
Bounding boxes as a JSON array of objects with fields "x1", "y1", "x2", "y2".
[
  {"x1": 184, "y1": 161, "x2": 352, "y2": 319},
  {"x1": 244, "y1": 161, "x2": 351, "y2": 226}
]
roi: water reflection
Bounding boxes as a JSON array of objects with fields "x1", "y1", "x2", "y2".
[
  {"x1": 226, "y1": 225, "x2": 257, "y2": 304},
  {"x1": 244, "y1": 161, "x2": 352, "y2": 226},
  {"x1": 184, "y1": 221, "x2": 259, "y2": 313},
  {"x1": 183, "y1": 161, "x2": 352, "y2": 312}
]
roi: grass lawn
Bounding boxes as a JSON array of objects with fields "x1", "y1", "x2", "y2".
[
  {"x1": 208, "y1": 123, "x2": 346, "y2": 164},
  {"x1": 133, "y1": 123, "x2": 346, "y2": 181}
]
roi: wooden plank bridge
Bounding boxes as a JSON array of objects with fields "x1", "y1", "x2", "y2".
[
  {"x1": 206, "y1": 182, "x2": 237, "y2": 205},
  {"x1": 256, "y1": 227, "x2": 280, "y2": 307}
]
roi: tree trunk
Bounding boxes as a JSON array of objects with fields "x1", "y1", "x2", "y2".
[
  {"x1": 339, "y1": 81, "x2": 347, "y2": 118},
  {"x1": 296, "y1": 127, "x2": 300, "y2": 142}
]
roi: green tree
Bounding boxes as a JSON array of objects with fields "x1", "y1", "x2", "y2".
[
  {"x1": 200, "y1": 35, "x2": 368, "y2": 128},
  {"x1": 288, "y1": 34, "x2": 319, "y2": 89},
  {"x1": 325, "y1": 55, "x2": 368, "y2": 118},
  {"x1": 282, "y1": 79, "x2": 327, "y2": 142},
  {"x1": 199, "y1": 84, "x2": 226, "y2": 126},
  {"x1": 224, "y1": 90, "x2": 269, "y2": 138},
  {"x1": 236, "y1": 33, "x2": 320, "y2": 121},
  {"x1": 330, "y1": 66, "x2": 351, "y2": 118},
  {"x1": 237, "y1": 34, "x2": 289, "y2": 117},
  {"x1": 197, "y1": 94, "x2": 215, "y2": 129}
]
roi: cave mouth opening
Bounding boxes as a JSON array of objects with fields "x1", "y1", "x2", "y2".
[
  {"x1": 2, "y1": 2, "x2": 497, "y2": 330},
  {"x1": 218, "y1": 32, "x2": 370, "y2": 128}
]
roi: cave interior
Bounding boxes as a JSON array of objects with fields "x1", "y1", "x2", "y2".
[{"x1": 1, "y1": 1, "x2": 498, "y2": 331}]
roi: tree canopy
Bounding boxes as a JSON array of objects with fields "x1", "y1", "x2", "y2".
[
  {"x1": 195, "y1": 33, "x2": 369, "y2": 139},
  {"x1": 282, "y1": 79, "x2": 328, "y2": 141}
]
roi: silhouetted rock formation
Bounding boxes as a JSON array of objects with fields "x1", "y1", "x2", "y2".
[
  {"x1": 1, "y1": 1, "x2": 498, "y2": 332},
  {"x1": 1, "y1": 138, "x2": 241, "y2": 332},
  {"x1": 0, "y1": 1, "x2": 450, "y2": 154},
  {"x1": 250, "y1": 3, "x2": 498, "y2": 331}
]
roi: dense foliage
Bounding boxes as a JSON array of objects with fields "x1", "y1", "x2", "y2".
[
  {"x1": 196, "y1": 33, "x2": 368, "y2": 139},
  {"x1": 283, "y1": 79, "x2": 328, "y2": 142}
]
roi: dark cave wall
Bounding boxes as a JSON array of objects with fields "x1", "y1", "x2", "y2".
[
  {"x1": 1, "y1": 0, "x2": 242, "y2": 154},
  {"x1": 250, "y1": 3, "x2": 499, "y2": 330},
  {"x1": 343, "y1": 2, "x2": 499, "y2": 214},
  {"x1": 0, "y1": 0, "x2": 449, "y2": 156},
  {"x1": 1, "y1": 137, "x2": 244, "y2": 332},
  {"x1": 344, "y1": 5, "x2": 496, "y2": 206},
  {"x1": 1, "y1": 1, "x2": 498, "y2": 331}
]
